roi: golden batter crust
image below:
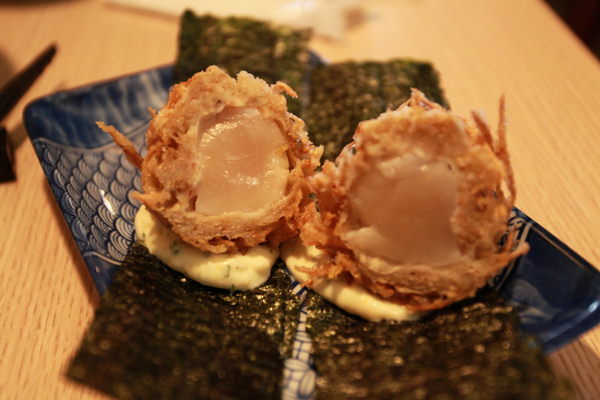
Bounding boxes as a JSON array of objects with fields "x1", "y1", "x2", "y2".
[
  {"x1": 100, "y1": 66, "x2": 321, "y2": 253},
  {"x1": 299, "y1": 89, "x2": 528, "y2": 310}
]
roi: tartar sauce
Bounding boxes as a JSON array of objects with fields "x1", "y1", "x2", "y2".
[
  {"x1": 281, "y1": 238, "x2": 421, "y2": 322},
  {"x1": 135, "y1": 205, "x2": 277, "y2": 290}
]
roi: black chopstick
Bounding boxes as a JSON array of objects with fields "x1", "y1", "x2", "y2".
[
  {"x1": 0, "y1": 126, "x2": 15, "y2": 182},
  {"x1": 0, "y1": 44, "x2": 56, "y2": 182},
  {"x1": 0, "y1": 44, "x2": 57, "y2": 122}
]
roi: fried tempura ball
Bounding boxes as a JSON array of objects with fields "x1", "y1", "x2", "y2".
[
  {"x1": 100, "y1": 66, "x2": 321, "y2": 253},
  {"x1": 299, "y1": 89, "x2": 528, "y2": 311}
]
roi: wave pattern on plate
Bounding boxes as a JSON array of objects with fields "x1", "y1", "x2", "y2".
[{"x1": 30, "y1": 123, "x2": 145, "y2": 284}]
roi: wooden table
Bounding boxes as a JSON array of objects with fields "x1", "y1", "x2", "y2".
[{"x1": 1, "y1": 0, "x2": 599, "y2": 398}]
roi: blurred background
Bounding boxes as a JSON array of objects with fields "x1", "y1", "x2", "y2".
[{"x1": 546, "y1": 0, "x2": 600, "y2": 57}]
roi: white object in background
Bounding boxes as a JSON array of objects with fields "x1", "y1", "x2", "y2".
[{"x1": 106, "y1": 0, "x2": 362, "y2": 39}]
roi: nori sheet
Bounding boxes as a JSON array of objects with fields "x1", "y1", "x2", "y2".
[
  {"x1": 305, "y1": 287, "x2": 573, "y2": 400},
  {"x1": 173, "y1": 13, "x2": 450, "y2": 160},
  {"x1": 173, "y1": 10, "x2": 312, "y2": 116},
  {"x1": 303, "y1": 60, "x2": 448, "y2": 160},
  {"x1": 68, "y1": 243, "x2": 300, "y2": 400}
]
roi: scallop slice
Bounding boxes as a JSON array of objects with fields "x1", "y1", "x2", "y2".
[
  {"x1": 194, "y1": 106, "x2": 290, "y2": 215},
  {"x1": 299, "y1": 90, "x2": 528, "y2": 311},
  {"x1": 101, "y1": 66, "x2": 321, "y2": 254},
  {"x1": 345, "y1": 152, "x2": 461, "y2": 267}
]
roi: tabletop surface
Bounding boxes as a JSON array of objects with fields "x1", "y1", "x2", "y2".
[{"x1": 1, "y1": 0, "x2": 599, "y2": 399}]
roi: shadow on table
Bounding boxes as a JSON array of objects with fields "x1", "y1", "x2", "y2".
[
  {"x1": 0, "y1": 49, "x2": 14, "y2": 89},
  {"x1": 7, "y1": 122, "x2": 28, "y2": 151},
  {"x1": 550, "y1": 337, "x2": 600, "y2": 400},
  {"x1": 42, "y1": 178, "x2": 102, "y2": 308}
]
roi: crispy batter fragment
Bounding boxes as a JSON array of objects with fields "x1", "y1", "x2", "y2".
[{"x1": 96, "y1": 121, "x2": 143, "y2": 169}]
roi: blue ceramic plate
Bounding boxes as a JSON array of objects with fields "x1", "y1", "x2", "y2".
[{"x1": 24, "y1": 65, "x2": 600, "y2": 398}]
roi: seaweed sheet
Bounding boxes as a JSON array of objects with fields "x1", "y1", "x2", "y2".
[
  {"x1": 68, "y1": 243, "x2": 299, "y2": 400},
  {"x1": 173, "y1": 13, "x2": 448, "y2": 161},
  {"x1": 173, "y1": 10, "x2": 312, "y2": 116},
  {"x1": 306, "y1": 287, "x2": 572, "y2": 400},
  {"x1": 303, "y1": 60, "x2": 449, "y2": 160}
]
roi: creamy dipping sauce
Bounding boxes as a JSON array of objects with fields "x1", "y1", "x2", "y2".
[
  {"x1": 135, "y1": 205, "x2": 277, "y2": 290},
  {"x1": 281, "y1": 238, "x2": 421, "y2": 322}
]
